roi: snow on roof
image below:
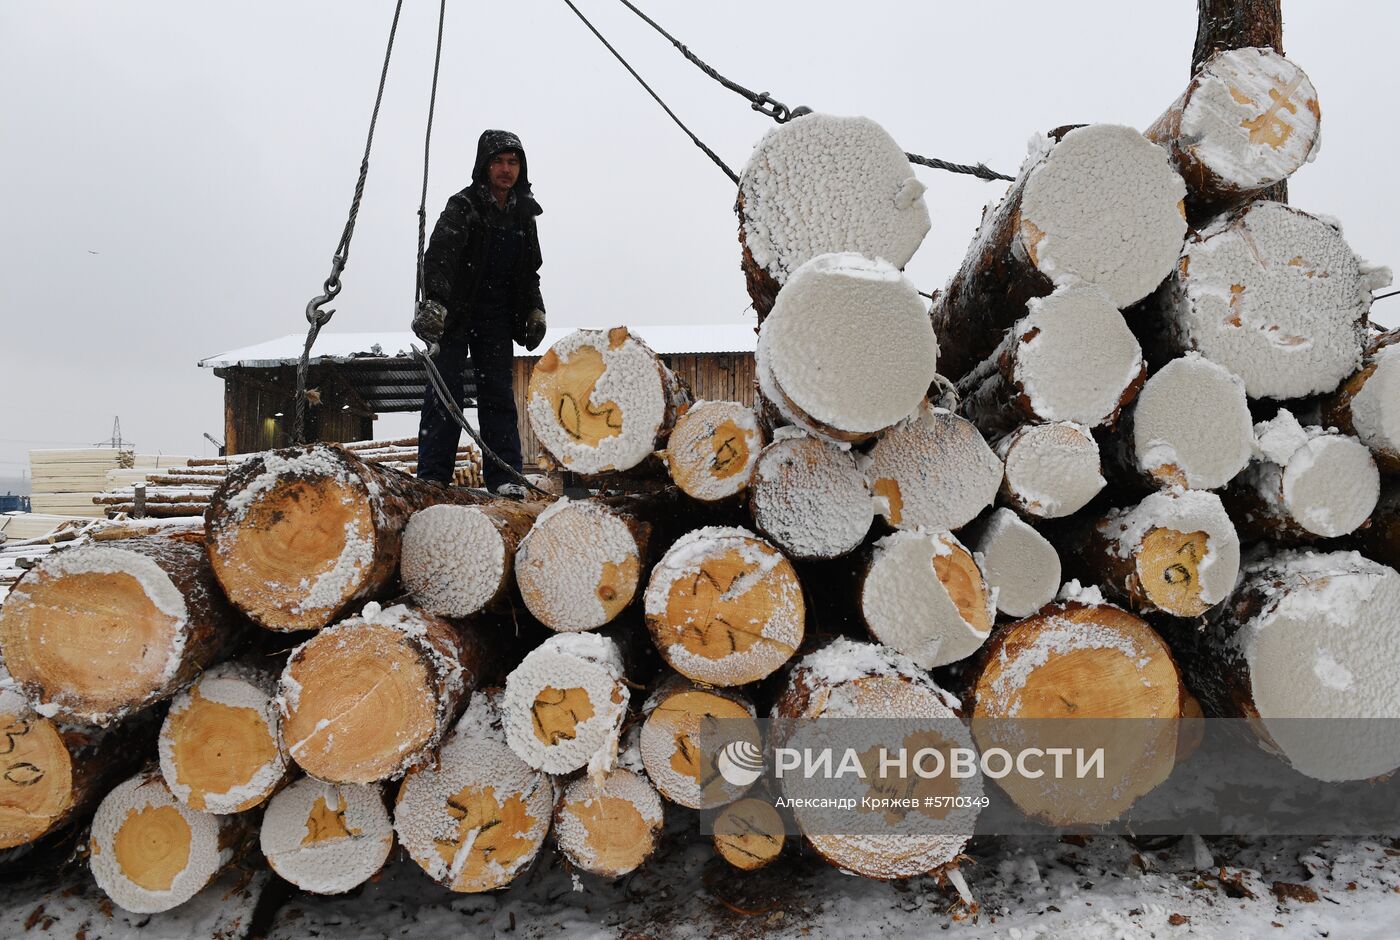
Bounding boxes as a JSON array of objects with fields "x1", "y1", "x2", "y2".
[{"x1": 198, "y1": 324, "x2": 758, "y2": 369}]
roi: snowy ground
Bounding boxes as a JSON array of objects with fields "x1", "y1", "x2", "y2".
[{"x1": 5, "y1": 820, "x2": 1398, "y2": 938}]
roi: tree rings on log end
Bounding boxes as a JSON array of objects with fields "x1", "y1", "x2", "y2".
[
  {"x1": 260, "y1": 776, "x2": 393, "y2": 894},
  {"x1": 663, "y1": 400, "x2": 762, "y2": 502},
  {"x1": 515, "y1": 499, "x2": 646, "y2": 633},
  {"x1": 713, "y1": 798, "x2": 785, "y2": 871},
  {"x1": 639, "y1": 678, "x2": 760, "y2": 809},
  {"x1": 553, "y1": 768, "x2": 664, "y2": 878},
  {"x1": 750, "y1": 432, "x2": 873, "y2": 560},
  {"x1": 866, "y1": 405, "x2": 1002, "y2": 532},
  {"x1": 501, "y1": 633, "x2": 629, "y2": 774},
  {"x1": 644, "y1": 527, "x2": 804, "y2": 687}
]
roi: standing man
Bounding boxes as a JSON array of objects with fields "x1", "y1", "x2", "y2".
[{"x1": 413, "y1": 129, "x2": 547, "y2": 495}]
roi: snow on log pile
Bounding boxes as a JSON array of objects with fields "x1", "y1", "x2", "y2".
[{"x1": 6, "y1": 55, "x2": 1400, "y2": 919}]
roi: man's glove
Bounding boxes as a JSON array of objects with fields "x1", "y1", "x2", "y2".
[
  {"x1": 413, "y1": 300, "x2": 448, "y2": 346},
  {"x1": 520, "y1": 308, "x2": 547, "y2": 351}
]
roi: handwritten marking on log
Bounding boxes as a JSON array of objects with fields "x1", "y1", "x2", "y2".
[
  {"x1": 544, "y1": 345, "x2": 624, "y2": 444},
  {"x1": 530, "y1": 686, "x2": 595, "y2": 746},
  {"x1": 1240, "y1": 75, "x2": 1305, "y2": 149},
  {"x1": 1139, "y1": 529, "x2": 1211, "y2": 617},
  {"x1": 434, "y1": 785, "x2": 536, "y2": 888},
  {"x1": 666, "y1": 552, "x2": 787, "y2": 661},
  {"x1": 713, "y1": 798, "x2": 784, "y2": 871}
]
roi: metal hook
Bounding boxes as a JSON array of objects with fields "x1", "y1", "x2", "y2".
[{"x1": 304, "y1": 258, "x2": 345, "y2": 327}]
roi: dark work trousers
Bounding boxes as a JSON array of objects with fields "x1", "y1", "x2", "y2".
[{"x1": 417, "y1": 308, "x2": 523, "y2": 490}]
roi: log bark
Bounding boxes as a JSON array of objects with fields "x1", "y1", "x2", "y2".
[
  {"x1": 0, "y1": 533, "x2": 245, "y2": 726},
  {"x1": 967, "y1": 601, "x2": 1186, "y2": 826},
  {"x1": 205, "y1": 443, "x2": 487, "y2": 632},
  {"x1": 279, "y1": 604, "x2": 486, "y2": 785},
  {"x1": 962, "y1": 508, "x2": 1061, "y2": 619},
  {"x1": 88, "y1": 768, "x2": 254, "y2": 914},
  {"x1": 929, "y1": 124, "x2": 1186, "y2": 381},
  {"x1": 749, "y1": 432, "x2": 873, "y2": 560},
  {"x1": 259, "y1": 776, "x2": 394, "y2": 894},
  {"x1": 1319, "y1": 330, "x2": 1400, "y2": 474},
  {"x1": 995, "y1": 422, "x2": 1104, "y2": 519},
  {"x1": 713, "y1": 797, "x2": 786, "y2": 871},
  {"x1": 660, "y1": 399, "x2": 763, "y2": 502},
  {"x1": 638, "y1": 675, "x2": 760, "y2": 809},
  {"x1": 643, "y1": 527, "x2": 804, "y2": 687},
  {"x1": 865, "y1": 404, "x2": 1003, "y2": 532},
  {"x1": 525, "y1": 327, "x2": 690, "y2": 475},
  {"x1": 553, "y1": 767, "x2": 664, "y2": 878},
  {"x1": 1356, "y1": 481, "x2": 1400, "y2": 570},
  {"x1": 394, "y1": 691, "x2": 555, "y2": 892},
  {"x1": 400, "y1": 499, "x2": 545, "y2": 618}
]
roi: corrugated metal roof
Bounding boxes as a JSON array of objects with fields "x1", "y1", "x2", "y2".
[{"x1": 198, "y1": 323, "x2": 758, "y2": 369}]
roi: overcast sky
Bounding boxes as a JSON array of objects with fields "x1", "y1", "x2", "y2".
[{"x1": 2, "y1": 1, "x2": 1396, "y2": 484}]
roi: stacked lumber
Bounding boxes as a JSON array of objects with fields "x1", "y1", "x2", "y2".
[{"x1": 1, "y1": 43, "x2": 1398, "y2": 918}]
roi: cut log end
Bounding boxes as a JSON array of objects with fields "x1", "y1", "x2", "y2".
[
  {"x1": 868, "y1": 405, "x2": 1002, "y2": 532},
  {"x1": 639, "y1": 680, "x2": 760, "y2": 809},
  {"x1": 1131, "y1": 354, "x2": 1253, "y2": 490},
  {"x1": 1137, "y1": 528, "x2": 1213, "y2": 617},
  {"x1": 750, "y1": 433, "x2": 873, "y2": 560},
  {"x1": 402, "y1": 502, "x2": 539, "y2": 618},
  {"x1": 998, "y1": 422, "x2": 1104, "y2": 519},
  {"x1": 1280, "y1": 436, "x2": 1379, "y2": 538},
  {"x1": 1327, "y1": 345, "x2": 1400, "y2": 473},
  {"x1": 501, "y1": 633, "x2": 629, "y2": 774},
  {"x1": 664, "y1": 401, "x2": 762, "y2": 501},
  {"x1": 644, "y1": 527, "x2": 805, "y2": 687},
  {"x1": 553, "y1": 768, "x2": 664, "y2": 878},
  {"x1": 964, "y1": 508, "x2": 1061, "y2": 619},
  {"x1": 0, "y1": 711, "x2": 73, "y2": 849},
  {"x1": 260, "y1": 777, "x2": 393, "y2": 894},
  {"x1": 713, "y1": 798, "x2": 785, "y2": 871},
  {"x1": 516, "y1": 499, "x2": 646, "y2": 633}
]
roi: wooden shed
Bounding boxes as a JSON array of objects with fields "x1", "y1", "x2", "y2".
[{"x1": 199, "y1": 324, "x2": 758, "y2": 468}]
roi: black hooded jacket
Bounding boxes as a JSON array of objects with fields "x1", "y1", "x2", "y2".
[{"x1": 422, "y1": 129, "x2": 545, "y2": 332}]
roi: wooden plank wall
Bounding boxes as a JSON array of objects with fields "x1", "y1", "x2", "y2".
[{"x1": 222, "y1": 367, "x2": 372, "y2": 456}]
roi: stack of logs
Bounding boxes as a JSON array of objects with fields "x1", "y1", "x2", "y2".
[{"x1": 3, "y1": 44, "x2": 1400, "y2": 911}]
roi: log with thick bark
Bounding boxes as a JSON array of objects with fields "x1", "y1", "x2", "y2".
[
  {"x1": 772, "y1": 639, "x2": 980, "y2": 881},
  {"x1": 644, "y1": 527, "x2": 805, "y2": 687},
  {"x1": 553, "y1": 768, "x2": 664, "y2": 878},
  {"x1": 526, "y1": 327, "x2": 690, "y2": 475},
  {"x1": 994, "y1": 422, "x2": 1104, "y2": 519},
  {"x1": 860, "y1": 530, "x2": 994, "y2": 669},
  {"x1": 756, "y1": 253, "x2": 938, "y2": 443},
  {"x1": 864, "y1": 404, "x2": 1003, "y2": 532},
  {"x1": 279, "y1": 604, "x2": 484, "y2": 784},
  {"x1": 259, "y1": 776, "x2": 394, "y2": 894},
  {"x1": 394, "y1": 692, "x2": 555, "y2": 892},
  {"x1": 1357, "y1": 481, "x2": 1400, "y2": 570},
  {"x1": 661, "y1": 400, "x2": 763, "y2": 502},
  {"x1": 737, "y1": 113, "x2": 930, "y2": 319},
  {"x1": 400, "y1": 500, "x2": 544, "y2": 618},
  {"x1": 968, "y1": 598, "x2": 1185, "y2": 826},
  {"x1": 956, "y1": 285, "x2": 1146, "y2": 438},
  {"x1": 1115, "y1": 353, "x2": 1253, "y2": 490},
  {"x1": 514, "y1": 498, "x2": 651, "y2": 633},
  {"x1": 638, "y1": 675, "x2": 761, "y2": 809},
  {"x1": 1147, "y1": 47, "x2": 1319, "y2": 220},
  {"x1": 158, "y1": 661, "x2": 288, "y2": 814},
  {"x1": 1319, "y1": 330, "x2": 1400, "y2": 474},
  {"x1": 962, "y1": 508, "x2": 1061, "y2": 619},
  {"x1": 749, "y1": 431, "x2": 873, "y2": 560},
  {"x1": 929, "y1": 124, "x2": 1186, "y2": 381},
  {"x1": 1067, "y1": 489, "x2": 1241, "y2": 618},
  {"x1": 0, "y1": 533, "x2": 243, "y2": 726},
  {"x1": 205, "y1": 443, "x2": 485, "y2": 632},
  {"x1": 1165, "y1": 549, "x2": 1400, "y2": 781},
  {"x1": 1223, "y1": 409, "x2": 1380, "y2": 542},
  {"x1": 88, "y1": 769, "x2": 253, "y2": 914},
  {"x1": 1156, "y1": 201, "x2": 1379, "y2": 400},
  {"x1": 500, "y1": 632, "x2": 630, "y2": 775},
  {"x1": 713, "y1": 797, "x2": 786, "y2": 871}
]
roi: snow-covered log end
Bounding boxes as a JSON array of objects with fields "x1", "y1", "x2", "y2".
[
  {"x1": 1168, "y1": 202, "x2": 1372, "y2": 399},
  {"x1": 516, "y1": 499, "x2": 645, "y2": 633},
  {"x1": 866, "y1": 405, "x2": 1002, "y2": 531},
  {"x1": 260, "y1": 777, "x2": 393, "y2": 894},
  {"x1": 750, "y1": 432, "x2": 873, "y2": 559},
  {"x1": 526, "y1": 328, "x2": 689, "y2": 474},
  {"x1": 89, "y1": 770, "x2": 242, "y2": 914},
  {"x1": 401, "y1": 503, "x2": 530, "y2": 618},
  {"x1": 964, "y1": 508, "x2": 1061, "y2": 618},
  {"x1": 554, "y1": 768, "x2": 664, "y2": 878},
  {"x1": 0, "y1": 709, "x2": 74, "y2": 849},
  {"x1": 1131, "y1": 354, "x2": 1253, "y2": 489},
  {"x1": 861, "y1": 530, "x2": 994, "y2": 669},
  {"x1": 997, "y1": 422, "x2": 1104, "y2": 519},
  {"x1": 738, "y1": 113, "x2": 930, "y2": 290},
  {"x1": 757, "y1": 253, "x2": 937, "y2": 442},
  {"x1": 662, "y1": 400, "x2": 762, "y2": 501},
  {"x1": 644, "y1": 527, "x2": 804, "y2": 686},
  {"x1": 1324, "y1": 340, "x2": 1400, "y2": 473},
  {"x1": 639, "y1": 679, "x2": 760, "y2": 809}
]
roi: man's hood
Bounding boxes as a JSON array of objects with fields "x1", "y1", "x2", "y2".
[{"x1": 471, "y1": 129, "x2": 532, "y2": 196}]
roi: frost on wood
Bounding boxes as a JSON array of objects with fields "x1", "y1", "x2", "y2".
[
  {"x1": 260, "y1": 777, "x2": 392, "y2": 894},
  {"x1": 553, "y1": 768, "x2": 664, "y2": 878},
  {"x1": 860, "y1": 530, "x2": 994, "y2": 669},
  {"x1": 515, "y1": 498, "x2": 647, "y2": 633},
  {"x1": 1147, "y1": 47, "x2": 1320, "y2": 214},
  {"x1": 749, "y1": 432, "x2": 873, "y2": 560},
  {"x1": 278, "y1": 604, "x2": 476, "y2": 785},
  {"x1": 662, "y1": 400, "x2": 762, "y2": 502},
  {"x1": 995, "y1": 422, "x2": 1104, "y2": 519},
  {"x1": 1180, "y1": 550, "x2": 1400, "y2": 782},
  {"x1": 865, "y1": 404, "x2": 1002, "y2": 531},
  {"x1": 963, "y1": 508, "x2": 1061, "y2": 618},
  {"x1": 713, "y1": 798, "x2": 785, "y2": 871},
  {"x1": 89, "y1": 769, "x2": 246, "y2": 914},
  {"x1": 1321, "y1": 331, "x2": 1400, "y2": 474},
  {"x1": 1224, "y1": 410, "x2": 1380, "y2": 541},
  {"x1": 970, "y1": 602, "x2": 1184, "y2": 826},
  {"x1": 773, "y1": 639, "x2": 979, "y2": 880},
  {"x1": 638, "y1": 676, "x2": 760, "y2": 809},
  {"x1": 1127, "y1": 354, "x2": 1253, "y2": 490},
  {"x1": 957, "y1": 285, "x2": 1145, "y2": 436},
  {"x1": 1163, "y1": 201, "x2": 1370, "y2": 400},
  {"x1": 501, "y1": 632, "x2": 629, "y2": 775},
  {"x1": 401, "y1": 502, "x2": 539, "y2": 618},
  {"x1": 159, "y1": 661, "x2": 288, "y2": 815},
  {"x1": 930, "y1": 124, "x2": 1186, "y2": 380},
  {"x1": 643, "y1": 527, "x2": 804, "y2": 687},
  {"x1": 395, "y1": 693, "x2": 554, "y2": 892},
  {"x1": 737, "y1": 113, "x2": 930, "y2": 305},
  {"x1": 756, "y1": 253, "x2": 937, "y2": 442},
  {"x1": 526, "y1": 328, "x2": 689, "y2": 474},
  {"x1": 0, "y1": 535, "x2": 239, "y2": 726}
]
